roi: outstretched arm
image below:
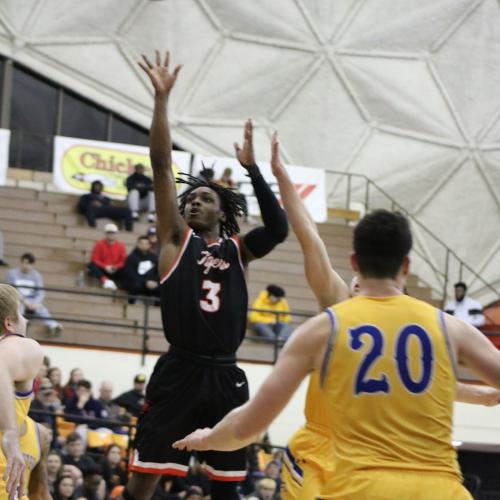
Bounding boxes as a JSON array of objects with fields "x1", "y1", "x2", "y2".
[
  {"x1": 139, "y1": 50, "x2": 186, "y2": 276},
  {"x1": 173, "y1": 313, "x2": 330, "y2": 452},
  {"x1": 270, "y1": 133, "x2": 349, "y2": 309},
  {"x1": 236, "y1": 120, "x2": 288, "y2": 264}
]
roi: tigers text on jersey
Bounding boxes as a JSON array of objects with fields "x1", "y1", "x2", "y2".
[
  {"x1": 159, "y1": 229, "x2": 247, "y2": 356},
  {"x1": 322, "y1": 294, "x2": 460, "y2": 485}
]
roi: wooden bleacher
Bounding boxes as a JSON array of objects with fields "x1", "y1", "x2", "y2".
[{"x1": 0, "y1": 183, "x2": 439, "y2": 363}]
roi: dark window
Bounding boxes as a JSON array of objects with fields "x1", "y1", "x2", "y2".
[
  {"x1": 61, "y1": 91, "x2": 107, "y2": 140},
  {"x1": 111, "y1": 115, "x2": 149, "y2": 146},
  {"x1": 9, "y1": 66, "x2": 58, "y2": 170}
]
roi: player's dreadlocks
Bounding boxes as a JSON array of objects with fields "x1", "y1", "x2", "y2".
[{"x1": 177, "y1": 171, "x2": 248, "y2": 238}]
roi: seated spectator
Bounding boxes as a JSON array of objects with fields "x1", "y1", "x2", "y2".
[
  {"x1": 63, "y1": 432, "x2": 96, "y2": 473},
  {"x1": 444, "y1": 281, "x2": 485, "y2": 327},
  {"x1": 99, "y1": 444, "x2": 127, "y2": 492},
  {"x1": 61, "y1": 464, "x2": 84, "y2": 497},
  {"x1": 248, "y1": 285, "x2": 293, "y2": 342},
  {"x1": 78, "y1": 180, "x2": 133, "y2": 231},
  {"x1": 48, "y1": 366, "x2": 64, "y2": 401},
  {"x1": 216, "y1": 167, "x2": 237, "y2": 189},
  {"x1": 47, "y1": 450, "x2": 63, "y2": 495},
  {"x1": 81, "y1": 464, "x2": 105, "y2": 500},
  {"x1": 65, "y1": 380, "x2": 106, "y2": 429},
  {"x1": 185, "y1": 459, "x2": 210, "y2": 498},
  {"x1": 126, "y1": 163, "x2": 156, "y2": 223},
  {"x1": 53, "y1": 474, "x2": 77, "y2": 500},
  {"x1": 246, "y1": 478, "x2": 277, "y2": 500},
  {"x1": 121, "y1": 236, "x2": 160, "y2": 303},
  {"x1": 87, "y1": 224, "x2": 127, "y2": 291},
  {"x1": 114, "y1": 374, "x2": 146, "y2": 418},
  {"x1": 6, "y1": 252, "x2": 62, "y2": 336},
  {"x1": 147, "y1": 226, "x2": 159, "y2": 255},
  {"x1": 98, "y1": 381, "x2": 130, "y2": 429},
  {"x1": 62, "y1": 367, "x2": 84, "y2": 406},
  {"x1": 29, "y1": 378, "x2": 62, "y2": 433},
  {"x1": 197, "y1": 167, "x2": 214, "y2": 183},
  {"x1": 0, "y1": 230, "x2": 7, "y2": 266}
]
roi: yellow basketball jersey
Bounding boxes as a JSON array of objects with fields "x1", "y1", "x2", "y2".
[
  {"x1": 0, "y1": 391, "x2": 39, "y2": 500},
  {"x1": 322, "y1": 295, "x2": 460, "y2": 482}
]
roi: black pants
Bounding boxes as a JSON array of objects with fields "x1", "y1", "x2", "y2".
[
  {"x1": 87, "y1": 262, "x2": 122, "y2": 283},
  {"x1": 85, "y1": 205, "x2": 133, "y2": 231}
]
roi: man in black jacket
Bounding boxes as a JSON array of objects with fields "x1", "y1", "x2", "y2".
[
  {"x1": 78, "y1": 180, "x2": 134, "y2": 231},
  {"x1": 126, "y1": 164, "x2": 156, "y2": 223},
  {"x1": 114, "y1": 374, "x2": 147, "y2": 418},
  {"x1": 121, "y1": 236, "x2": 160, "y2": 302}
]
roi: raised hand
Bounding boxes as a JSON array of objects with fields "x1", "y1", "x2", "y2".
[
  {"x1": 2, "y1": 430, "x2": 26, "y2": 500},
  {"x1": 138, "y1": 50, "x2": 182, "y2": 96},
  {"x1": 172, "y1": 427, "x2": 212, "y2": 452},
  {"x1": 234, "y1": 119, "x2": 256, "y2": 168},
  {"x1": 270, "y1": 131, "x2": 286, "y2": 178}
]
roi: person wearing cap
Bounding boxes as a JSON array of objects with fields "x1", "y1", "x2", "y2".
[
  {"x1": 248, "y1": 285, "x2": 293, "y2": 341},
  {"x1": 126, "y1": 163, "x2": 156, "y2": 223},
  {"x1": 87, "y1": 224, "x2": 127, "y2": 291},
  {"x1": 444, "y1": 282, "x2": 485, "y2": 327},
  {"x1": 147, "y1": 226, "x2": 159, "y2": 255},
  {"x1": 78, "y1": 179, "x2": 134, "y2": 231},
  {"x1": 113, "y1": 375, "x2": 146, "y2": 418},
  {"x1": 29, "y1": 377, "x2": 62, "y2": 434}
]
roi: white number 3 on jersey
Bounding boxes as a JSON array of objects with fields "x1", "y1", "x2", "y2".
[{"x1": 200, "y1": 280, "x2": 221, "y2": 313}]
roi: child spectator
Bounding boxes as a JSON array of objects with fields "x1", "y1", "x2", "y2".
[
  {"x1": 87, "y1": 224, "x2": 127, "y2": 291},
  {"x1": 6, "y1": 253, "x2": 62, "y2": 336}
]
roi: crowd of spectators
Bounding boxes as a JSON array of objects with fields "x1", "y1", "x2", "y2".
[{"x1": 27, "y1": 355, "x2": 285, "y2": 500}]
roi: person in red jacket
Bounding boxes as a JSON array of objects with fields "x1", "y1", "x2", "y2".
[{"x1": 87, "y1": 223, "x2": 127, "y2": 290}]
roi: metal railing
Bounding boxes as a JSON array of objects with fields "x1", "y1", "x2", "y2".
[{"x1": 323, "y1": 170, "x2": 500, "y2": 306}]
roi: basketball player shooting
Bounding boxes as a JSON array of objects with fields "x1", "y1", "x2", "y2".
[{"x1": 121, "y1": 50, "x2": 288, "y2": 500}]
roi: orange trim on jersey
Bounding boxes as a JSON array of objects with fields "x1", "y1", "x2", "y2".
[
  {"x1": 202, "y1": 464, "x2": 247, "y2": 482},
  {"x1": 160, "y1": 228, "x2": 193, "y2": 284},
  {"x1": 230, "y1": 235, "x2": 246, "y2": 275},
  {"x1": 128, "y1": 464, "x2": 188, "y2": 476}
]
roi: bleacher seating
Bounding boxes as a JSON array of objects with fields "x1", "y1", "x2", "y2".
[{"x1": 0, "y1": 181, "x2": 439, "y2": 363}]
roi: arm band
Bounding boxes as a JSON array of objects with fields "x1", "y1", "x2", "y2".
[{"x1": 244, "y1": 164, "x2": 288, "y2": 255}]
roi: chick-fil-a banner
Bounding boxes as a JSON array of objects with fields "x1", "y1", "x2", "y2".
[
  {"x1": 192, "y1": 155, "x2": 327, "y2": 222},
  {"x1": 53, "y1": 136, "x2": 191, "y2": 199}
]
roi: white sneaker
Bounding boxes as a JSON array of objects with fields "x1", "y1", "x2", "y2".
[
  {"x1": 132, "y1": 211, "x2": 139, "y2": 220},
  {"x1": 48, "y1": 324, "x2": 62, "y2": 337},
  {"x1": 147, "y1": 212, "x2": 156, "y2": 223},
  {"x1": 103, "y1": 279, "x2": 117, "y2": 291}
]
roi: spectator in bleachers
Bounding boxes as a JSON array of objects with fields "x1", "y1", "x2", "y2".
[
  {"x1": 126, "y1": 163, "x2": 156, "y2": 223},
  {"x1": 53, "y1": 474, "x2": 77, "y2": 500},
  {"x1": 98, "y1": 381, "x2": 122, "y2": 421},
  {"x1": 61, "y1": 464, "x2": 84, "y2": 497},
  {"x1": 6, "y1": 252, "x2": 62, "y2": 336},
  {"x1": 78, "y1": 180, "x2": 133, "y2": 231},
  {"x1": 47, "y1": 450, "x2": 63, "y2": 495},
  {"x1": 63, "y1": 432, "x2": 97, "y2": 472},
  {"x1": 81, "y1": 464, "x2": 105, "y2": 500},
  {"x1": 99, "y1": 444, "x2": 127, "y2": 492},
  {"x1": 0, "y1": 230, "x2": 8, "y2": 266},
  {"x1": 147, "y1": 226, "x2": 159, "y2": 255},
  {"x1": 245, "y1": 478, "x2": 277, "y2": 500},
  {"x1": 444, "y1": 282, "x2": 486, "y2": 327},
  {"x1": 248, "y1": 285, "x2": 293, "y2": 342},
  {"x1": 65, "y1": 379, "x2": 106, "y2": 429},
  {"x1": 87, "y1": 224, "x2": 127, "y2": 291},
  {"x1": 62, "y1": 367, "x2": 84, "y2": 405},
  {"x1": 216, "y1": 167, "x2": 237, "y2": 189},
  {"x1": 49, "y1": 366, "x2": 64, "y2": 401},
  {"x1": 114, "y1": 374, "x2": 146, "y2": 418},
  {"x1": 121, "y1": 236, "x2": 160, "y2": 303},
  {"x1": 185, "y1": 459, "x2": 210, "y2": 498},
  {"x1": 29, "y1": 377, "x2": 62, "y2": 431}
]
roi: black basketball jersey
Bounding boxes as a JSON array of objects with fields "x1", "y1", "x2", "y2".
[{"x1": 159, "y1": 229, "x2": 248, "y2": 356}]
